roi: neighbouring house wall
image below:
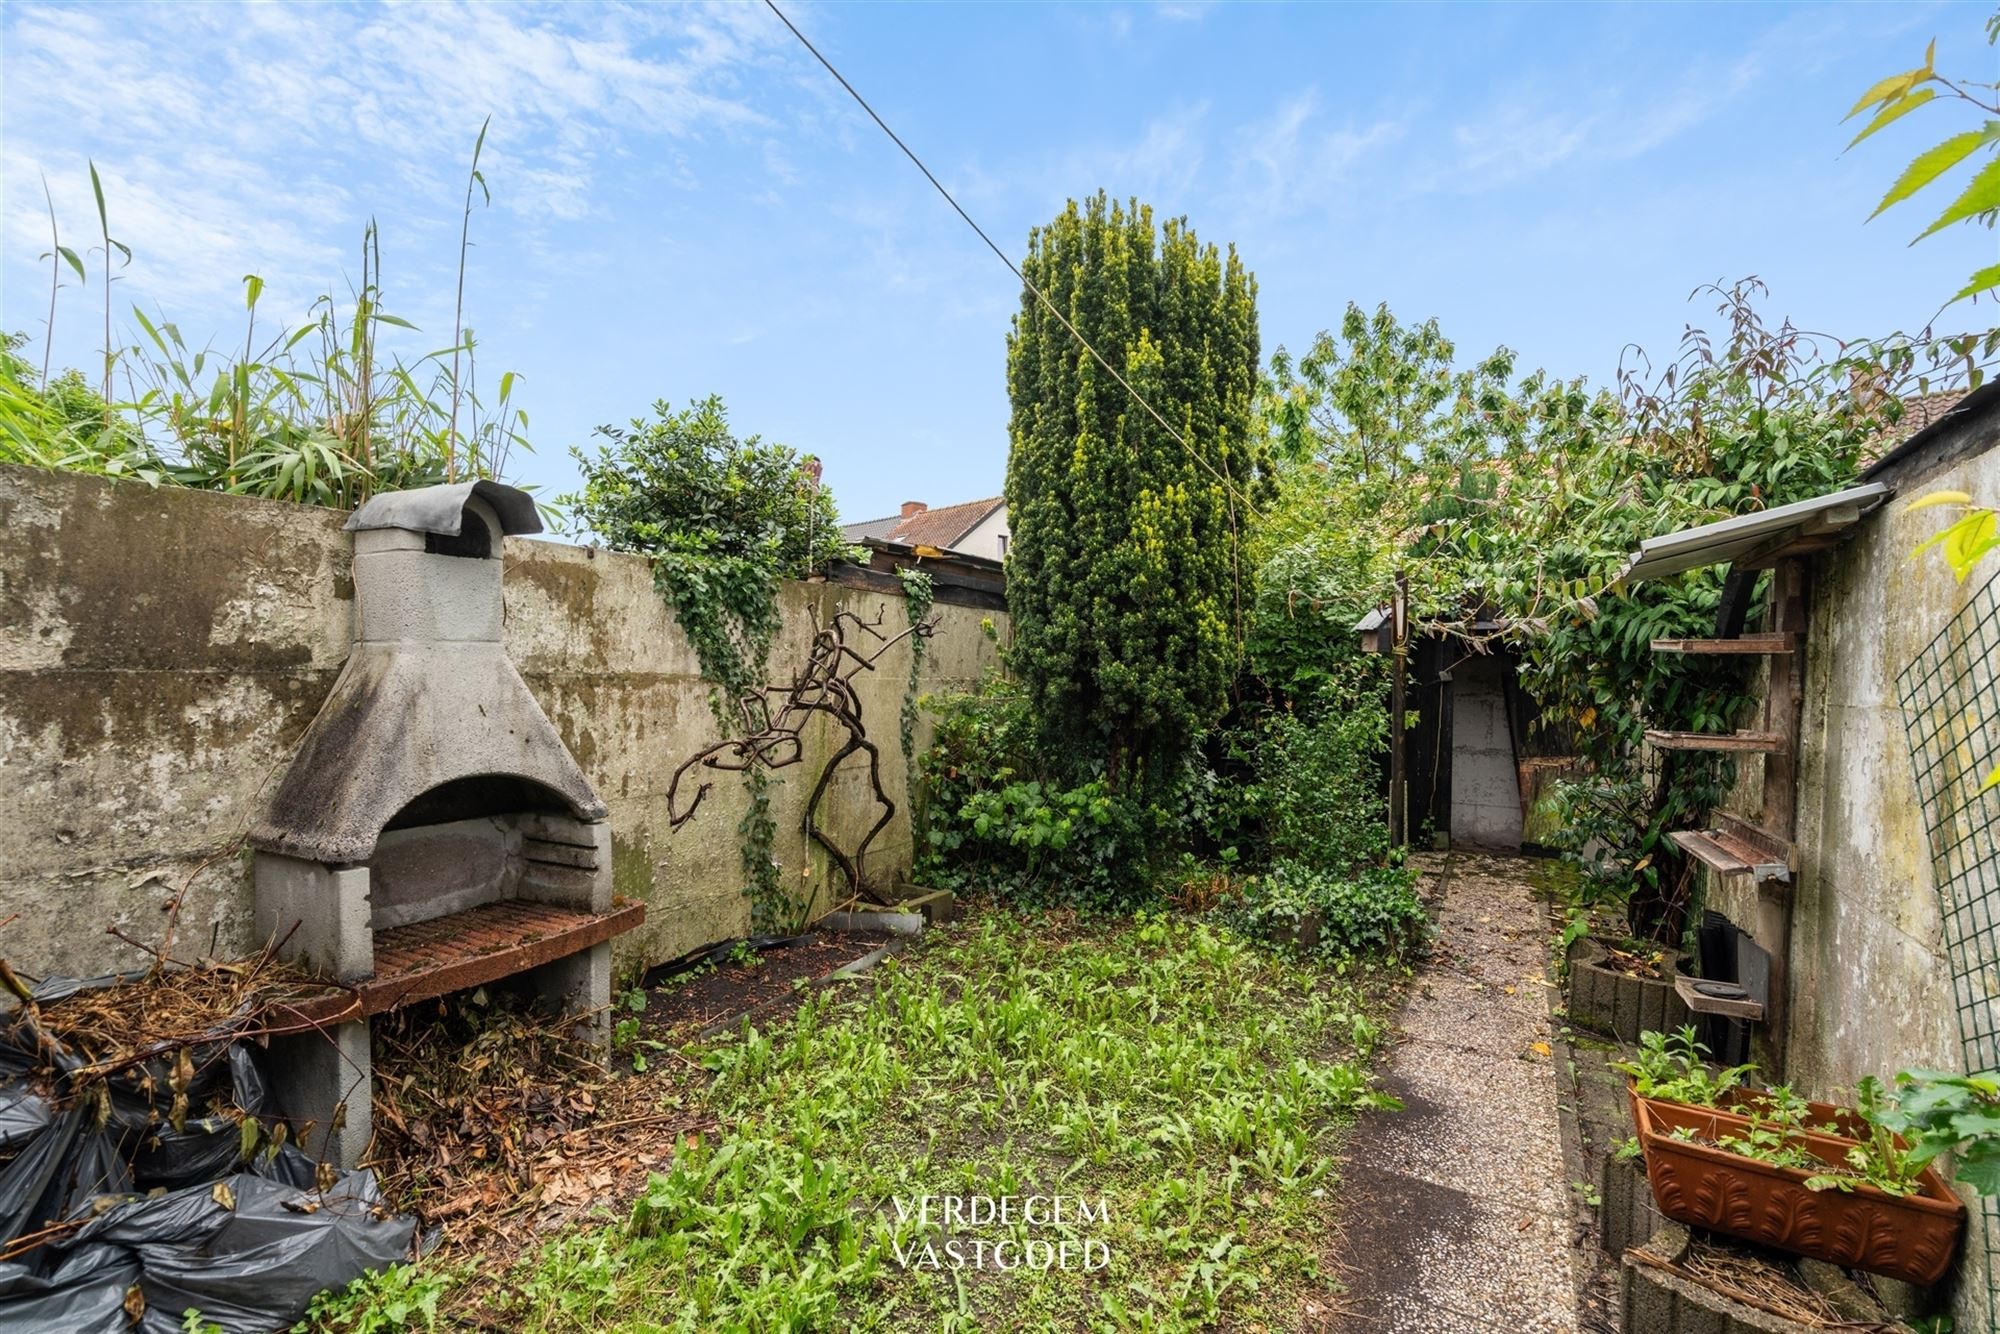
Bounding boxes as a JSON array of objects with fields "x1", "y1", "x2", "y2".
[
  {"x1": 1707, "y1": 447, "x2": 2000, "y2": 1091},
  {"x1": 1704, "y1": 416, "x2": 2000, "y2": 1325},
  {"x1": 956, "y1": 504, "x2": 1011, "y2": 562},
  {"x1": 0, "y1": 465, "x2": 1005, "y2": 981}
]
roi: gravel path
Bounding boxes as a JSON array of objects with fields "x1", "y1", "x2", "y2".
[{"x1": 1329, "y1": 852, "x2": 1580, "y2": 1332}]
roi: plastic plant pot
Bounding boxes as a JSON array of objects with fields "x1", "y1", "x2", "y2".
[{"x1": 1632, "y1": 1094, "x2": 1965, "y2": 1286}]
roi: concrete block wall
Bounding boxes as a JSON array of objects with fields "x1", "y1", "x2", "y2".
[{"x1": 0, "y1": 464, "x2": 1006, "y2": 981}]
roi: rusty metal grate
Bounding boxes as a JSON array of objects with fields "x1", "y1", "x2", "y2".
[{"x1": 274, "y1": 900, "x2": 645, "y2": 1030}]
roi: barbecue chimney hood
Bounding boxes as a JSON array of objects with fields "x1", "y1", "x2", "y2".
[
  {"x1": 249, "y1": 480, "x2": 605, "y2": 863},
  {"x1": 247, "y1": 481, "x2": 641, "y2": 1167}
]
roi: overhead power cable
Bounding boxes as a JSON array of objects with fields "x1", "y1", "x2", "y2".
[{"x1": 761, "y1": 0, "x2": 1257, "y2": 515}]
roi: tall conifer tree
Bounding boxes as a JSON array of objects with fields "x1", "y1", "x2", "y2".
[{"x1": 1004, "y1": 192, "x2": 1261, "y2": 791}]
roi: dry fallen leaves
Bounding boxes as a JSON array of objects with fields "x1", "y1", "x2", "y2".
[{"x1": 367, "y1": 995, "x2": 713, "y2": 1251}]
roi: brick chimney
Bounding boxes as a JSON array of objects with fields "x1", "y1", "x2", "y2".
[{"x1": 900, "y1": 500, "x2": 927, "y2": 518}]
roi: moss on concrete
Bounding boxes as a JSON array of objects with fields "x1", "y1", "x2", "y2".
[{"x1": 0, "y1": 464, "x2": 1008, "y2": 982}]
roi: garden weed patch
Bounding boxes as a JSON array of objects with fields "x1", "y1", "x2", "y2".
[{"x1": 313, "y1": 907, "x2": 1399, "y2": 1332}]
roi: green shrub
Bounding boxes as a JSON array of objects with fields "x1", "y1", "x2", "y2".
[
  {"x1": 300, "y1": 1262, "x2": 454, "y2": 1331},
  {"x1": 1178, "y1": 724, "x2": 1265, "y2": 866},
  {"x1": 915, "y1": 677, "x2": 1165, "y2": 910},
  {"x1": 10, "y1": 207, "x2": 537, "y2": 512},
  {"x1": 2, "y1": 337, "x2": 164, "y2": 481},
  {"x1": 1260, "y1": 706, "x2": 1388, "y2": 873},
  {"x1": 945, "y1": 776, "x2": 1160, "y2": 911},
  {"x1": 1223, "y1": 861, "x2": 1428, "y2": 961},
  {"x1": 563, "y1": 395, "x2": 856, "y2": 699},
  {"x1": 1005, "y1": 193, "x2": 1263, "y2": 794}
]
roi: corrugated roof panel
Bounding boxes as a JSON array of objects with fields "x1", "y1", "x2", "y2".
[{"x1": 1621, "y1": 482, "x2": 1890, "y2": 583}]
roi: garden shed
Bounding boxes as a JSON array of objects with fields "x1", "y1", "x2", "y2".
[{"x1": 1357, "y1": 608, "x2": 1567, "y2": 852}]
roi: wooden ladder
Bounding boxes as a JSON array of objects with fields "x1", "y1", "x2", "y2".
[{"x1": 1649, "y1": 563, "x2": 1807, "y2": 1064}]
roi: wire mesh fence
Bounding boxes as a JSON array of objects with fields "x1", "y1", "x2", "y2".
[{"x1": 1898, "y1": 569, "x2": 2000, "y2": 1317}]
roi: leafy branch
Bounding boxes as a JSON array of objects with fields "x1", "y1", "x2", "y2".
[{"x1": 1846, "y1": 18, "x2": 2000, "y2": 304}]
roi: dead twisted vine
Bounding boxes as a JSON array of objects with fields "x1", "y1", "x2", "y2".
[{"x1": 668, "y1": 604, "x2": 937, "y2": 899}]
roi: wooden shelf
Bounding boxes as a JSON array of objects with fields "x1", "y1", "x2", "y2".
[
  {"x1": 1646, "y1": 729, "x2": 1788, "y2": 753},
  {"x1": 1671, "y1": 830, "x2": 1753, "y2": 877},
  {"x1": 1674, "y1": 973, "x2": 1764, "y2": 1021},
  {"x1": 1713, "y1": 811, "x2": 1793, "y2": 863},
  {"x1": 1650, "y1": 633, "x2": 1796, "y2": 656},
  {"x1": 1670, "y1": 812, "x2": 1793, "y2": 885}
]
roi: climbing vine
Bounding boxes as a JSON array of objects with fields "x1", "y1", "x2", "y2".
[
  {"x1": 1488, "y1": 284, "x2": 1927, "y2": 939},
  {"x1": 1258, "y1": 283, "x2": 1951, "y2": 944},
  {"x1": 667, "y1": 606, "x2": 937, "y2": 905},
  {"x1": 736, "y1": 766, "x2": 783, "y2": 931},
  {"x1": 896, "y1": 567, "x2": 935, "y2": 767},
  {"x1": 564, "y1": 395, "x2": 859, "y2": 931}
]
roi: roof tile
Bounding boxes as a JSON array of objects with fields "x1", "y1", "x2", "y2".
[{"x1": 884, "y1": 496, "x2": 1005, "y2": 550}]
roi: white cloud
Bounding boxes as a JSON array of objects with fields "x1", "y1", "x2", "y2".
[
  {"x1": 1232, "y1": 89, "x2": 1403, "y2": 216},
  {"x1": 1427, "y1": 27, "x2": 1779, "y2": 194},
  {"x1": 1448, "y1": 107, "x2": 1597, "y2": 189},
  {"x1": 1, "y1": 0, "x2": 789, "y2": 325},
  {"x1": 1608, "y1": 53, "x2": 1761, "y2": 161},
  {"x1": 1054, "y1": 103, "x2": 1213, "y2": 206}
]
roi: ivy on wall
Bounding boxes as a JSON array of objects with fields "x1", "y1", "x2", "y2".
[
  {"x1": 564, "y1": 395, "x2": 859, "y2": 931},
  {"x1": 896, "y1": 567, "x2": 935, "y2": 768},
  {"x1": 667, "y1": 607, "x2": 936, "y2": 909}
]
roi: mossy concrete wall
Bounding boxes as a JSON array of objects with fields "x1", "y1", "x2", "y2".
[
  {"x1": 1706, "y1": 465, "x2": 1991, "y2": 1091},
  {"x1": 0, "y1": 465, "x2": 1005, "y2": 981},
  {"x1": 1704, "y1": 423, "x2": 2000, "y2": 1330}
]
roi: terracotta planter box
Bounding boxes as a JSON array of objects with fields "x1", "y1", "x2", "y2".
[
  {"x1": 1567, "y1": 936, "x2": 1689, "y2": 1043},
  {"x1": 1633, "y1": 1095, "x2": 1965, "y2": 1286}
]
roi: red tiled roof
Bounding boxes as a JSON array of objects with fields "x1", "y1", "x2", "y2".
[
  {"x1": 1891, "y1": 389, "x2": 1968, "y2": 437},
  {"x1": 883, "y1": 496, "x2": 1004, "y2": 550},
  {"x1": 1859, "y1": 390, "x2": 1968, "y2": 466}
]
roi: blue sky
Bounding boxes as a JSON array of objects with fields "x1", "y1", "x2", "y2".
[{"x1": 3, "y1": 1, "x2": 1994, "y2": 525}]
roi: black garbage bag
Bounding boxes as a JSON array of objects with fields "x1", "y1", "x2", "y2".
[
  {"x1": 131, "y1": 1114, "x2": 249, "y2": 1194},
  {"x1": 127, "y1": 1039, "x2": 284, "y2": 1193},
  {"x1": 0, "y1": 1241, "x2": 139, "y2": 1333},
  {"x1": 248, "y1": 1144, "x2": 319, "y2": 1192},
  {"x1": 145, "y1": 1174, "x2": 413, "y2": 1332},
  {"x1": 0, "y1": 1087, "x2": 49, "y2": 1157},
  {"x1": 227, "y1": 1046, "x2": 271, "y2": 1118},
  {"x1": 49, "y1": 1168, "x2": 416, "y2": 1334},
  {"x1": 0, "y1": 973, "x2": 417, "y2": 1333},
  {"x1": 0, "y1": 1106, "x2": 133, "y2": 1249},
  {"x1": 0, "y1": 1165, "x2": 412, "y2": 1333}
]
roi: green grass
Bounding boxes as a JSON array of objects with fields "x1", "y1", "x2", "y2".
[{"x1": 312, "y1": 907, "x2": 1400, "y2": 1333}]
